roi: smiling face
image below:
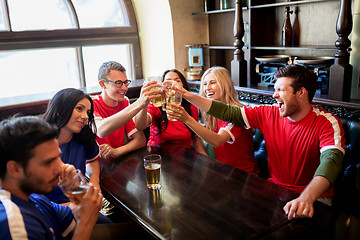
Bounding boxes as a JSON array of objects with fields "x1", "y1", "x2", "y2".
[
  {"x1": 18, "y1": 139, "x2": 63, "y2": 195},
  {"x1": 101, "y1": 69, "x2": 128, "y2": 106},
  {"x1": 164, "y1": 71, "x2": 183, "y2": 87},
  {"x1": 202, "y1": 73, "x2": 221, "y2": 101},
  {"x1": 62, "y1": 98, "x2": 91, "y2": 135},
  {"x1": 273, "y1": 77, "x2": 301, "y2": 119}
]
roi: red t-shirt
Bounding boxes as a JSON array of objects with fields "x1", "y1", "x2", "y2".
[
  {"x1": 147, "y1": 103, "x2": 199, "y2": 149},
  {"x1": 242, "y1": 105, "x2": 345, "y2": 197},
  {"x1": 214, "y1": 119, "x2": 259, "y2": 175},
  {"x1": 92, "y1": 95, "x2": 137, "y2": 148}
]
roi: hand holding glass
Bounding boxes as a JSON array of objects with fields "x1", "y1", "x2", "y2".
[
  {"x1": 144, "y1": 154, "x2": 162, "y2": 190},
  {"x1": 166, "y1": 90, "x2": 182, "y2": 121},
  {"x1": 58, "y1": 169, "x2": 89, "y2": 205},
  {"x1": 144, "y1": 77, "x2": 164, "y2": 107}
]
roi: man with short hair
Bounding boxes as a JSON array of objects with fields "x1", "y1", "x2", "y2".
[
  {"x1": 171, "y1": 64, "x2": 345, "y2": 220},
  {"x1": 0, "y1": 116, "x2": 103, "y2": 240},
  {"x1": 93, "y1": 61, "x2": 161, "y2": 159}
]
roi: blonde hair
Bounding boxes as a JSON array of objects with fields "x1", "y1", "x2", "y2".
[{"x1": 199, "y1": 66, "x2": 243, "y2": 132}]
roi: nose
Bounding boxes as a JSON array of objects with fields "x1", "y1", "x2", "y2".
[
  {"x1": 273, "y1": 90, "x2": 279, "y2": 99},
  {"x1": 81, "y1": 112, "x2": 89, "y2": 120},
  {"x1": 206, "y1": 84, "x2": 211, "y2": 91},
  {"x1": 54, "y1": 157, "x2": 64, "y2": 174},
  {"x1": 120, "y1": 82, "x2": 128, "y2": 90}
]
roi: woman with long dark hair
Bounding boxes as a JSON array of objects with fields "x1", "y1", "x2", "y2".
[
  {"x1": 43, "y1": 88, "x2": 100, "y2": 204},
  {"x1": 134, "y1": 69, "x2": 206, "y2": 154}
]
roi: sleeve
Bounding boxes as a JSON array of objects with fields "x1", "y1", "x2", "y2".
[
  {"x1": 218, "y1": 122, "x2": 237, "y2": 144},
  {"x1": 314, "y1": 148, "x2": 344, "y2": 184},
  {"x1": 147, "y1": 104, "x2": 161, "y2": 126},
  {"x1": 125, "y1": 118, "x2": 138, "y2": 139},
  {"x1": 85, "y1": 142, "x2": 100, "y2": 163},
  {"x1": 51, "y1": 202, "x2": 76, "y2": 238},
  {"x1": 92, "y1": 96, "x2": 103, "y2": 120},
  {"x1": 207, "y1": 100, "x2": 245, "y2": 126}
]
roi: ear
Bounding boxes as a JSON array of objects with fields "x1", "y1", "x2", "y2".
[
  {"x1": 99, "y1": 80, "x2": 105, "y2": 89},
  {"x1": 297, "y1": 87, "x2": 308, "y2": 99},
  {"x1": 6, "y1": 160, "x2": 23, "y2": 178}
]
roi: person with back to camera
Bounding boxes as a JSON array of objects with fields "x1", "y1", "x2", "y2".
[
  {"x1": 42, "y1": 88, "x2": 102, "y2": 206},
  {"x1": 166, "y1": 66, "x2": 259, "y2": 174},
  {"x1": 0, "y1": 116, "x2": 103, "y2": 240},
  {"x1": 134, "y1": 69, "x2": 207, "y2": 154},
  {"x1": 92, "y1": 61, "x2": 162, "y2": 159},
  {"x1": 170, "y1": 64, "x2": 345, "y2": 220}
]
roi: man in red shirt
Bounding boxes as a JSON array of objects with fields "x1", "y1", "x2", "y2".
[
  {"x1": 93, "y1": 61, "x2": 161, "y2": 159},
  {"x1": 174, "y1": 64, "x2": 345, "y2": 220}
]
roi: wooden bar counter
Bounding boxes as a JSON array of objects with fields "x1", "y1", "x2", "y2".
[{"x1": 98, "y1": 143, "x2": 360, "y2": 239}]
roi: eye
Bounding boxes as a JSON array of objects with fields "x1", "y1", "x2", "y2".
[{"x1": 75, "y1": 106, "x2": 82, "y2": 111}]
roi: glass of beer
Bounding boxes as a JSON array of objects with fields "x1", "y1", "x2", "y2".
[
  {"x1": 143, "y1": 154, "x2": 162, "y2": 190},
  {"x1": 58, "y1": 169, "x2": 89, "y2": 205},
  {"x1": 144, "y1": 77, "x2": 165, "y2": 107},
  {"x1": 166, "y1": 90, "x2": 182, "y2": 121}
]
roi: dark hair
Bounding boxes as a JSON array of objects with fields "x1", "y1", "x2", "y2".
[
  {"x1": 156, "y1": 69, "x2": 193, "y2": 136},
  {"x1": 42, "y1": 88, "x2": 97, "y2": 150},
  {"x1": 274, "y1": 64, "x2": 318, "y2": 102},
  {"x1": 0, "y1": 116, "x2": 59, "y2": 180},
  {"x1": 98, "y1": 61, "x2": 126, "y2": 81}
]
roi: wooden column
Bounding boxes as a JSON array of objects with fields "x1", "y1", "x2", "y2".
[
  {"x1": 231, "y1": 0, "x2": 247, "y2": 87},
  {"x1": 329, "y1": 0, "x2": 353, "y2": 101}
]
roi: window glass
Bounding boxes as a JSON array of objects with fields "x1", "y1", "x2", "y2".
[
  {"x1": 0, "y1": 48, "x2": 80, "y2": 98},
  {"x1": 0, "y1": 0, "x2": 7, "y2": 30},
  {"x1": 72, "y1": 0, "x2": 128, "y2": 28},
  {"x1": 82, "y1": 44, "x2": 133, "y2": 87},
  {"x1": 8, "y1": 0, "x2": 74, "y2": 31}
]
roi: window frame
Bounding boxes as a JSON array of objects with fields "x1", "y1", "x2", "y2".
[{"x1": 0, "y1": 0, "x2": 143, "y2": 83}]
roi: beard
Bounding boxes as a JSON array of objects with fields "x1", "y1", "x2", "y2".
[{"x1": 18, "y1": 171, "x2": 58, "y2": 195}]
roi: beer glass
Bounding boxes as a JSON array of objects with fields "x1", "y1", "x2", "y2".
[
  {"x1": 143, "y1": 154, "x2": 162, "y2": 190},
  {"x1": 166, "y1": 90, "x2": 182, "y2": 121},
  {"x1": 144, "y1": 77, "x2": 165, "y2": 107},
  {"x1": 58, "y1": 169, "x2": 89, "y2": 205}
]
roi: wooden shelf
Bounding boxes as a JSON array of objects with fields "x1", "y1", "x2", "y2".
[
  {"x1": 251, "y1": 45, "x2": 337, "y2": 51},
  {"x1": 250, "y1": 0, "x2": 338, "y2": 9},
  {"x1": 192, "y1": 7, "x2": 247, "y2": 15}
]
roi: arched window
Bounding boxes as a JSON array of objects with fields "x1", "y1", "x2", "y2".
[{"x1": 0, "y1": 0, "x2": 141, "y2": 99}]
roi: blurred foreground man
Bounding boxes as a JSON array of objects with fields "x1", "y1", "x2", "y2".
[{"x1": 0, "y1": 116, "x2": 103, "y2": 240}]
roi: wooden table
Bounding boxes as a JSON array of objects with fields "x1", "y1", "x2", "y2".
[{"x1": 99, "y1": 143, "x2": 360, "y2": 240}]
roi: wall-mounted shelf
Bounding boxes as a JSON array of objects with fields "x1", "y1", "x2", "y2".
[
  {"x1": 192, "y1": 7, "x2": 247, "y2": 15},
  {"x1": 250, "y1": 0, "x2": 338, "y2": 9}
]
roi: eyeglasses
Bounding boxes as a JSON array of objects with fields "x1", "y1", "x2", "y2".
[{"x1": 102, "y1": 79, "x2": 131, "y2": 88}]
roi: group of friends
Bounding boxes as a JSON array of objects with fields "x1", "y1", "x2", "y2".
[{"x1": 0, "y1": 61, "x2": 345, "y2": 239}]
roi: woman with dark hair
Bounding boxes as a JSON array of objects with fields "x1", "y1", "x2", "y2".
[
  {"x1": 43, "y1": 88, "x2": 100, "y2": 204},
  {"x1": 134, "y1": 69, "x2": 206, "y2": 154}
]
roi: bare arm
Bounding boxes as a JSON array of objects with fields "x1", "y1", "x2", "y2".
[
  {"x1": 86, "y1": 160, "x2": 100, "y2": 189},
  {"x1": 172, "y1": 83, "x2": 213, "y2": 113},
  {"x1": 167, "y1": 104, "x2": 232, "y2": 147},
  {"x1": 283, "y1": 176, "x2": 330, "y2": 220},
  {"x1": 99, "y1": 130, "x2": 147, "y2": 159},
  {"x1": 192, "y1": 135, "x2": 208, "y2": 155},
  {"x1": 96, "y1": 81, "x2": 161, "y2": 138},
  {"x1": 134, "y1": 107, "x2": 152, "y2": 131}
]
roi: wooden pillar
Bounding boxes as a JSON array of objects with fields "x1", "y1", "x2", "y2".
[
  {"x1": 231, "y1": 0, "x2": 247, "y2": 87},
  {"x1": 329, "y1": 0, "x2": 353, "y2": 101}
]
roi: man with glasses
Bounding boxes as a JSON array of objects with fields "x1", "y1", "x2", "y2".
[{"x1": 93, "y1": 61, "x2": 161, "y2": 159}]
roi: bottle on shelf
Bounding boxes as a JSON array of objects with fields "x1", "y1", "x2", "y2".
[
  {"x1": 282, "y1": 6, "x2": 292, "y2": 47},
  {"x1": 292, "y1": 6, "x2": 300, "y2": 47}
]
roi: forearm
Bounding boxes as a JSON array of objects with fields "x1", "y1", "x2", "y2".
[
  {"x1": 96, "y1": 100, "x2": 146, "y2": 138},
  {"x1": 115, "y1": 131, "x2": 147, "y2": 157},
  {"x1": 185, "y1": 117, "x2": 228, "y2": 147},
  {"x1": 300, "y1": 176, "x2": 331, "y2": 203},
  {"x1": 134, "y1": 108, "x2": 151, "y2": 131},
  {"x1": 183, "y1": 91, "x2": 212, "y2": 113},
  {"x1": 86, "y1": 160, "x2": 100, "y2": 186},
  {"x1": 72, "y1": 221, "x2": 95, "y2": 240},
  {"x1": 207, "y1": 101, "x2": 245, "y2": 126}
]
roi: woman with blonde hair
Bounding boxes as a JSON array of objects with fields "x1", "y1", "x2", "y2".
[{"x1": 167, "y1": 66, "x2": 259, "y2": 174}]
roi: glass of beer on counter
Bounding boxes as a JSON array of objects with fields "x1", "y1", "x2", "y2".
[
  {"x1": 166, "y1": 90, "x2": 182, "y2": 121},
  {"x1": 58, "y1": 169, "x2": 89, "y2": 205},
  {"x1": 144, "y1": 154, "x2": 162, "y2": 190}
]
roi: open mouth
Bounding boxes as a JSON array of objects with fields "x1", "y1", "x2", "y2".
[
  {"x1": 207, "y1": 92, "x2": 214, "y2": 98},
  {"x1": 277, "y1": 102, "x2": 284, "y2": 110}
]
